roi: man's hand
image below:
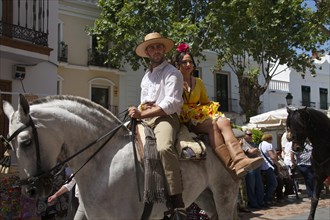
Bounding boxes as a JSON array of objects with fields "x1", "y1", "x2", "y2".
[{"x1": 128, "y1": 106, "x2": 142, "y2": 119}]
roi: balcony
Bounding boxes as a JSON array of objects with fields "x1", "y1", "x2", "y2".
[
  {"x1": 88, "y1": 48, "x2": 111, "y2": 68},
  {"x1": 268, "y1": 80, "x2": 289, "y2": 93},
  {"x1": 87, "y1": 48, "x2": 121, "y2": 69},
  {"x1": 0, "y1": 0, "x2": 52, "y2": 56},
  {"x1": 301, "y1": 101, "x2": 316, "y2": 108}
]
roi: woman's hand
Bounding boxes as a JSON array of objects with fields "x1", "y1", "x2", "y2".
[
  {"x1": 48, "y1": 194, "x2": 57, "y2": 203},
  {"x1": 140, "y1": 102, "x2": 155, "y2": 111}
]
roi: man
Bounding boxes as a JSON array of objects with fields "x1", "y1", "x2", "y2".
[
  {"x1": 241, "y1": 130, "x2": 265, "y2": 209},
  {"x1": 128, "y1": 32, "x2": 185, "y2": 217}
]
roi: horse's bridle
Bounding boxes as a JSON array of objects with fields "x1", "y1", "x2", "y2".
[
  {"x1": 287, "y1": 110, "x2": 310, "y2": 152},
  {"x1": 0, "y1": 115, "x2": 51, "y2": 195},
  {"x1": 1, "y1": 113, "x2": 128, "y2": 196}
]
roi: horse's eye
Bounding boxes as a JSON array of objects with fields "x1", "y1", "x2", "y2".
[{"x1": 22, "y1": 139, "x2": 32, "y2": 147}]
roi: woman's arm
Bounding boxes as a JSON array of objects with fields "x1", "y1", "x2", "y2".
[
  {"x1": 268, "y1": 149, "x2": 281, "y2": 168},
  {"x1": 48, "y1": 186, "x2": 69, "y2": 203}
]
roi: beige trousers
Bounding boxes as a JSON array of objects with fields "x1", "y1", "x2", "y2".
[{"x1": 143, "y1": 113, "x2": 182, "y2": 195}]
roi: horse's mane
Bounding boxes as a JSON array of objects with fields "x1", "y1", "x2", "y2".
[
  {"x1": 29, "y1": 95, "x2": 121, "y2": 122},
  {"x1": 290, "y1": 107, "x2": 330, "y2": 134},
  {"x1": 308, "y1": 108, "x2": 330, "y2": 132}
]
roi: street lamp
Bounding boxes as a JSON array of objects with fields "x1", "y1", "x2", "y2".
[{"x1": 285, "y1": 93, "x2": 293, "y2": 106}]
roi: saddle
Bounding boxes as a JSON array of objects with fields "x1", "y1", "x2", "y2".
[{"x1": 134, "y1": 123, "x2": 207, "y2": 162}]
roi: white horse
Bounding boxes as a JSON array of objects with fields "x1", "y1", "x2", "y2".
[{"x1": 2, "y1": 94, "x2": 239, "y2": 220}]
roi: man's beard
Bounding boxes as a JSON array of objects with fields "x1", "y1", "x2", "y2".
[{"x1": 150, "y1": 53, "x2": 165, "y2": 66}]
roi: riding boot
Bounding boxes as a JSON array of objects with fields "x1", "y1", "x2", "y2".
[
  {"x1": 226, "y1": 139, "x2": 264, "y2": 176},
  {"x1": 214, "y1": 144, "x2": 241, "y2": 181},
  {"x1": 167, "y1": 194, "x2": 187, "y2": 220},
  {"x1": 214, "y1": 142, "x2": 264, "y2": 178}
]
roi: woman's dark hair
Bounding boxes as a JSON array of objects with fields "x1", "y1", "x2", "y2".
[{"x1": 173, "y1": 51, "x2": 197, "y2": 71}]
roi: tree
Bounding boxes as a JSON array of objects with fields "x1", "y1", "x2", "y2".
[
  {"x1": 88, "y1": 0, "x2": 330, "y2": 122},
  {"x1": 312, "y1": 0, "x2": 330, "y2": 38},
  {"x1": 208, "y1": 0, "x2": 329, "y2": 121}
]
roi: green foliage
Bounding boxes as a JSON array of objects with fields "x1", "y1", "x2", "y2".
[
  {"x1": 90, "y1": 0, "x2": 328, "y2": 71},
  {"x1": 251, "y1": 129, "x2": 263, "y2": 145},
  {"x1": 89, "y1": 0, "x2": 329, "y2": 118}
]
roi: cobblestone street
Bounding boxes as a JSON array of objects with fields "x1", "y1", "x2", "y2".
[{"x1": 240, "y1": 194, "x2": 330, "y2": 220}]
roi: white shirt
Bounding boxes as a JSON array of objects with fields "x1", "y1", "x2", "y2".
[
  {"x1": 140, "y1": 60, "x2": 183, "y2": 115},
  {"x1": 259, "y1": 140, "x2": 275, "y2": 170},
  {"x1": 63, "y1": 177, "x2": 79, "y2": 198},
  {"x1": 283, "y1": 141, "x2": 293, "y2": 167}
]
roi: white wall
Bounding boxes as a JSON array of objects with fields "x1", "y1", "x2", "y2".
[{"x1": 0, "y1": 0, "x2": 59, "y2": 108}]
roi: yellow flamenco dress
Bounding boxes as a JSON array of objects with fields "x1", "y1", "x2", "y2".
[{"x1": 180, "y1": 77, "x2": 225, "y2": 126}]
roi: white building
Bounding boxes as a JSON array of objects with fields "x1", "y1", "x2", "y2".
[{"x1": 0, "y1": 0, "x2": 59, "y2": 157}]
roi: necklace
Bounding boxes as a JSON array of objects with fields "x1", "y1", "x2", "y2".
[{"x1": 183, "y1": 76, "x2": 192, "y2": 103}]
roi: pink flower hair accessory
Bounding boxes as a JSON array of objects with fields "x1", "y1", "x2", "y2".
[{"x1": 177, "y1": 43, "x2": 190, "y2": 53}]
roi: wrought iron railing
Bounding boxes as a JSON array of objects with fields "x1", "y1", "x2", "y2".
[
  {"x1": 300, "y1": 101, "x2": 316, "y2": 108},
  {"x1": 0, "y1": 0, "x2": 49, "y2": 47},
  {"x1": 88, "y1": 48, "x2": 110, "y2": 67},
  {"x1": 58, "y1": 41, "x2": 68, "y2": 62}
]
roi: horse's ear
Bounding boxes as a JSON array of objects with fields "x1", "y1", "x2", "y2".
[
  {"x1": 287, "y1": 106, "x2": 294, "y2": 114},
  {"x1": 2, "y1": 100, "x2": 15, "y2": 120},
  {"x1": 18, "y1": 94, "x2": 30, "y2": 116}
]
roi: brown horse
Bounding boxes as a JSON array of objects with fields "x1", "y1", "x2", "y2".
[{"x1": 286, "y1": 107, "x2": 330, "y2": 220}]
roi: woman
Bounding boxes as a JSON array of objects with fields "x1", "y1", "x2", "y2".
[
  {"x1": 48, "y1": 176, "x2": 86, "y2": 220},
  {"x1": 259, "y1": 133, "x2": 279, "y2": 205},
  {"x1": 173, "y1": 43, "x2": 263, "y2": 180}
]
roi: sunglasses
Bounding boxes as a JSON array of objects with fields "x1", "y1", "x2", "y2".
[{"x1": 246, "y1": 133, "x2": 252, "y2": 136}]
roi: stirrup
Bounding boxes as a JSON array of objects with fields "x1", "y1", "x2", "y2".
[{"x1": 163, "y1": 208, "x2": 187, "y2": 220}]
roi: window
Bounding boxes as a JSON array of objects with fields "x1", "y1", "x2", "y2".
[
  {"x1": 89, "y1": 78, "x2": 115, "y2": 112},
  {"x1": 301, "y1": 86, "x2": 311, "y2": 107},
  {"x1": 320, "y1": 88, "x2": 328, "y2": 110},
  {"x1": 215, "y1": 73, "x2": 229, "y2": 112},
  {"x1": 193, "y1": 68, "x2": 201, "y2": 78},
  {"x1": 92, "y1": 86, "x2": 109, "y2": 109}
]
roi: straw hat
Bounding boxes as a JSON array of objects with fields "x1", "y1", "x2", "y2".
[
  {"x1": 233, "y1": 128, "x2": 245, "y2": 138},
  {"x1": 135, "y1": 32, "x2": 174, "y2": 58}
]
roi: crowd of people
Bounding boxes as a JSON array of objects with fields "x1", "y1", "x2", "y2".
[{"x1": 236, "y1": 129, "x2": 330, "y2": 216}]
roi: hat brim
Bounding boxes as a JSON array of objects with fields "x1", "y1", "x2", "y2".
[
  {"x1": 233, "y1": 129, "x2": 245, "y2": 138},
  {"x1": 135, "y1": 38, "x2": 174, "y2": 58}
]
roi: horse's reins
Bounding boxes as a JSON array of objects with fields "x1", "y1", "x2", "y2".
[
  {"x1": 1, "y1": 110, "x2": 148, "y2": 217},
  {"x1": 1, "y1": 112, "x2": 129, "y2": 191}
]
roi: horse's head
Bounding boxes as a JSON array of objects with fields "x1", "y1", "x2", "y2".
[
  {"x1": 286, "y1": 107, "x2": 308, "y2": 152},
  {"x1": 2, "y1": 94, "x2": 59, "y2": 198}
]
